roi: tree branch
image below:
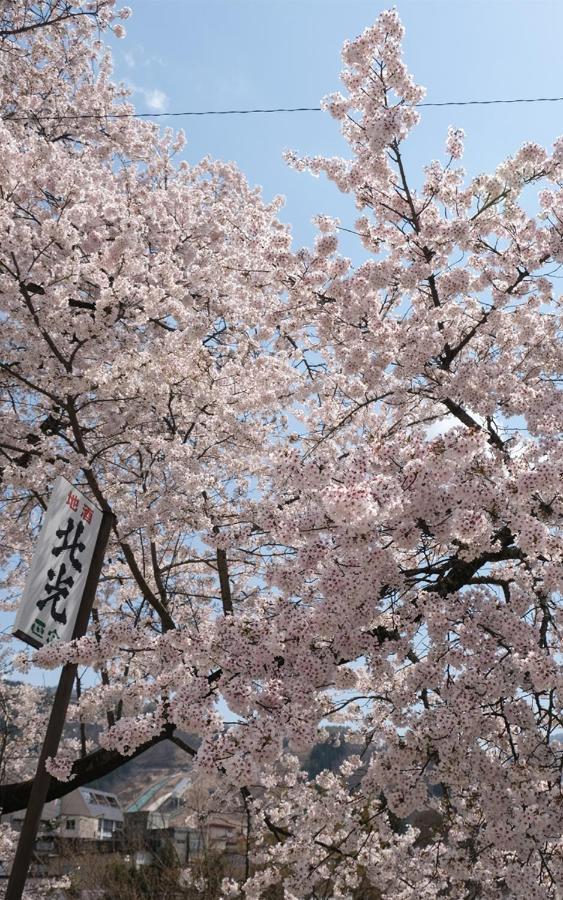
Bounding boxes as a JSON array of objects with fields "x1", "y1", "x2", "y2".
[
  {"x1": 216, "y1": 548, "x2": 234, "y2": 616},
  {"x1": 0, "y1": 727, "x2": 175, "y2": 815}
]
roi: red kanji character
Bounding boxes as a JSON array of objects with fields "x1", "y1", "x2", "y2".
[
  {"x1": 81, "y1": 504, "x2": 93, "y2": 525},
  {"x1": 66, "y1": 491, "x2": 80, "y2": 512}
]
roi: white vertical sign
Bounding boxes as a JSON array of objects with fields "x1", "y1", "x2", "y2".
[{"x1": 13, "y1": 477, "x2": 103, "y2": 648}]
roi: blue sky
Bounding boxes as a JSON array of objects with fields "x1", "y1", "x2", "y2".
[
  {"x1": 10, "y1": 0, "x2": 563, "y2": 685},
  {"x1": 111, "y1": 0, "x2": 563, "y2": 253}
]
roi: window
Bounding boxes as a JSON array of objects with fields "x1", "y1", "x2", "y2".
[
  {"x1": 65, "y1": 819, "x2": 75, "y2": 831},
  {"x1": 98, "y1": 818, "x2": 115, "y2": 839},
  {"x1": 89, "y1": 792, "x2": 117, "y2": 807}
]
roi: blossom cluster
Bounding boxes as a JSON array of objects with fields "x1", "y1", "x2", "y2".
[{"x1": 2, "y1": 4, "x2": 563, "y2": 897}]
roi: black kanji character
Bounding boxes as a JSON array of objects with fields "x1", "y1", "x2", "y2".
[
  {"x1": 52, "y1": 517, "x2": 85, "y2": 572},
  {"x1": 36, "y1": 563, "x2": 73, "y2": 624}
]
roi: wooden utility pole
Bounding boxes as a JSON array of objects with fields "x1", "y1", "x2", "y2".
[{"x1": 5, "y1": 509, "x2": 113, "y2": 900}]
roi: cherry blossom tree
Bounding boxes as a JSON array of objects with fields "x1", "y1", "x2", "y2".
[{"x1": 2, "y1": 3, "x2": 563, "y2": 897}]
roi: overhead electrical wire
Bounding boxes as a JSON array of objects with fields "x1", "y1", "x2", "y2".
[{"x1": 5, "y1": 95, "x2": 563, "y2": 122}]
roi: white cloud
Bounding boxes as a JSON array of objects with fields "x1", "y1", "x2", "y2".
[
  {"x1": 133, "y1": 85, "x2": 169, "y2": 112},
  {"x1": 122, "y1": 43, "x2": 165, "y2": 70},
  {"x1": 143, "y1": 87, "x2": 168, "y2": 112},
  {"x1": 143, "y1": 54, "x2": 166, "y2": 69}
]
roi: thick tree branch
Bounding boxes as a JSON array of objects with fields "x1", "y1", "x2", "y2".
[
  {"x1": 120, "y1": 541, "x2": 176, "y2": 632},
  {"x1": 216, "y1": 548, "x2": 234, "y2": 616},
  {"x1": 0, "y1": 727, "x2": 175, "y2": 815}
]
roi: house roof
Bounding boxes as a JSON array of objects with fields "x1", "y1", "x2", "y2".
[
  {"x1": 126, "y1": 773, "x2": 191, "y2": 813},
  {"x1": 126, "y1": 775, "x2": 175, "y2": 812},
  {"x1": 12, "y1": 787, "x2": 123, "y2": 823},
  {"x1": 73, "y1": 787, "x2": 124, "y2": 822}
]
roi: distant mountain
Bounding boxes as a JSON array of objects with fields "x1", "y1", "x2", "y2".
[
  {"x1": 90, "y1": 733, "x2": 199, "y2": 806},
  {"x1": 91, "y1": 727, "x2": 362, "y2": 807}
]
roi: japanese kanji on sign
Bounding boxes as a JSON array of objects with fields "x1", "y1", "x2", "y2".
[{"x1": 13, "y1": 476, "x2": 103, "y2": 648}]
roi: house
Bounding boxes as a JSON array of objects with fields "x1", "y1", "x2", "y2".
[
  {"x1": 180, "y1": 810, "x2": 246, "y2": 856},
  {"x1": 50, "y1": 787, "x2": 124, "y2": 843},
  {"x1": 123, "y1": 776, "x2": 246, "y2": 867},
  {"x1": 4, "y1": 787, "x2": 124, "y2": 846}
]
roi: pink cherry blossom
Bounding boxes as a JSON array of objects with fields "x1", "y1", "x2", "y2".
[{"x1": 2, "y1": 4, "x2": 563, "y2": 898}]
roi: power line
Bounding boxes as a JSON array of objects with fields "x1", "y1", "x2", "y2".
[
  {"x1": 419, "y1": 96, "x2": 563, "y2": 108},
  {"x1": 5, "y1": 95, "x2": 563, "y2": 122},
  {"x1": 5, "y1": 106, "x2": 322, "y2": 121}
]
